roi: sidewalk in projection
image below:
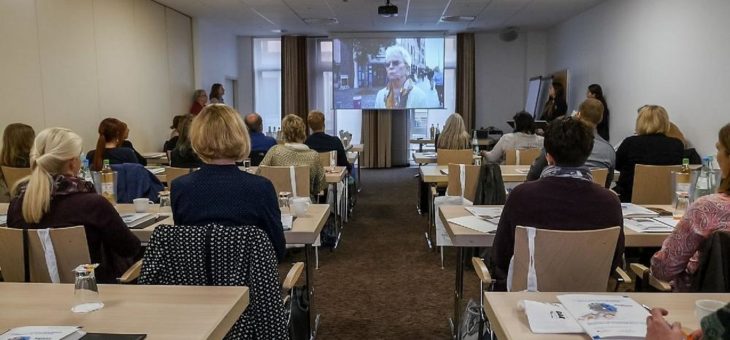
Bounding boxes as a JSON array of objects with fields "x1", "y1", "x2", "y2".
[{"x1": 333, "y1": 78, "x2": 442, "y2": 109}]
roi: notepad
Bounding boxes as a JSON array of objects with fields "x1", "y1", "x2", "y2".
[
  {"x1": 146, "y1": 167, "x2": 165, "y2": 175},
  {"x1": 447, "y1": 216, "x2": 498, "y2": 233},
  {"x1": 621, "y1": 203, "x2": 660, "y2": 218},
  {"x1": 121, "y1": 213, "x2": 157, "y2": 229},
  {"x1": 0, "y1": 326, "x2": 84, "y2": 340},
  {"x1": 522, "y1": 300, "x2": 583, "y2": 334},
  {"x1": 464, "y1": 206, "x2": 502, "y2": 219},
  {"x1": 557, "y1": 294, "x2": 649, "y2": 339},
  {"x1": 624, "y1": 218, "x2": 675, "y2": 233}
]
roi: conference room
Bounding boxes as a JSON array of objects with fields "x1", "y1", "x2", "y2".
[{"x1": 1, "y1": 0, "x2": 729, "y2": 339}]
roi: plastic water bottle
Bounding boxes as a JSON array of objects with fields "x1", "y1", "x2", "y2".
[
  {"x1": 471, "y1": 130, "x2": 479, "y2": 155},
  {"x1": 695, "y1": 156, "x2": 713, "y2": 198},
  {"x1": 80, "y1": 159, "x2": 93, "y2": 182}
]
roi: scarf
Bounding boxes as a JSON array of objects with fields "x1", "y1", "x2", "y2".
[
  {"x1": 539, "y1": 165, "x2": 593, "y2": 182},
  {"x1": 17, "y1": 174, "x2": 95, "y2": 199},
  {"x1": 384, "y1": 78, "x2": 414, "y2": 108}
]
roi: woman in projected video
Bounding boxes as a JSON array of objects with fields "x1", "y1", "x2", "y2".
[{"x1": 375, "y1": 45, "x2": 427, "y2": 109}]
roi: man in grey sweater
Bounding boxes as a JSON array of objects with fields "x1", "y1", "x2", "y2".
[{"x1": 526, "y1": 98, "x2": 615, "y2": 187}]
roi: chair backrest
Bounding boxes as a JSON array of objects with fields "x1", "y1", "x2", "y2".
[
  {"x1": 249, "y1": 151, "x2": 267, "y2": 166},
  {"x1": 138, "y1": 224, "x2": 288, "y2": 338},
  {"x1": 509, "y1": 226, "x2": 620, "y2": 292},
  {"x1": 446, "y1": 163, "x2": 480, "y2": 202},
  {"x1": 504, "y1": 148, "x2": 541, "y2": 165},
  {"x1": 258, "y1": 165, "x2": 310, "y2": 198},
  {"x1": 318, "y1": 151, "x2": 336, "y2": 168},
  {"x1": 1, "y1": 166, "x2": 31, "y2": 193},
  {"x1": 436, "y1": 149, "x2": 473, "y2": 165},
  {"x1": 164, "y1": 166, "x2": 193, "y2": 186},
  {"x1": 0, "y1": 226, "x2": 90, "y2": 283},
  {"x1": 632, "y1": 164, "x2": 681, "y2": 204},
  {"x1": 590, "y1": 168, "x2": 609, "y2": 188}
]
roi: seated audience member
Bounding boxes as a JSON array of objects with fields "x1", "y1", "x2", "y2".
[
  {"x1": 650, "y1": 123, "x2": 730, "y2": 291},
  {"x1": 170, "y1": 104, "x2": 285, "y2": 260},
  {"x1": 483, "y1": 111, "x2": 543, "y2": 163},
  {"x1": 86, "y1": 118, "x2": 139, "y2": 171},
  {"x1": 305, "y1": 110, "x2": 352, "y2": 172},
  {"x1": 645, "y1": 304, "x2": 726, "y2": 340},
  {"x1": 490, "y1": 116, "x2": 624, "y2": 291},
  {"x1": 527, "y1": 98, "x2": 615, "y2": 186},
  {"x1": 7, "y1": 128, "x2": 141, "y2": 283},
  {"x1": 0, "y1": 123, "x2": 35, "y2": 202},
  {"x1": 118, "y1": 121, "x2": 147, "y2": 166},
  {"x1": 170, "y1": 116, "x2": 202, "y2": 168},
  {"x1": 163, "y1": 115, "x2": 187, "y2": 152},
  {"x1": 435, "y1": 113, "x2": 471, "y2": 152},
  {"x1": 614, "y1": 105, "x2": 684, "y2": 202},
  {"x1": 189, "y1": 89, "x2": 207, "y2": 115},
  {"x1": 245, "y1": 112, "x2": 277, "y2": 153},
  {"x1": 259, "y1": 114, "x2": 326, "y2": 198}
]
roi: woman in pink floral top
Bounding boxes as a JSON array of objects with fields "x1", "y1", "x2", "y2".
[{"x1": 651, "y1": 123, "x2": 730, "y2": 291}]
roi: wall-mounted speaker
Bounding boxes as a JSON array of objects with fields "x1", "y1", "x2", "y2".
[{"x1": 499, "y1": 27, "x2": 519, "y2": 42}]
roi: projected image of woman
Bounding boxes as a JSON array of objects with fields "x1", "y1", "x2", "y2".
[{"x1": 375, "y1": 45, "x2": 427, "y2": 109}]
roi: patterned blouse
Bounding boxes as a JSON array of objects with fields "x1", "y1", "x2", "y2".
[
  {"x1": 651, "y1": 193, "x2": 730, "y2": 291},
  {"x1": 258, "y1": 143, "x2": 326, "y2": 197}
]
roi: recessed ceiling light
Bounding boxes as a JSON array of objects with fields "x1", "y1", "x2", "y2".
[
  {"x1": 440, "y1": 15, "x2": 476, "y2": 23},
  {"x1": 303, "y1": 18, "x2": 339, "y2": 25},
  {"x1": 271, "y1": 29, "x2": 287, "y2": 33}
]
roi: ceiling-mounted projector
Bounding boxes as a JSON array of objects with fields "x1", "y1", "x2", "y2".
[{"x1": 378, "y1": 0, "x2": 398, "y2": 17}]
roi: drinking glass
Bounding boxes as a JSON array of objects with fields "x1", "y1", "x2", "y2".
[
  {"x1": 243, "y1": 158, "x2": 252, "y2": 172},
  {"x1": 71, "y1": 264, "x2": 104, "y2": 313},
  {"x1": 278, "y1": 192, "x2": 292, "y2": 212},
  {"x1": 673, "y1": 193, "x2": 689, "y2": 220},
  {"x1": 158, "y1": 190, "x2": 172, "y2": 214},
  {"x1": 329, "y1": 152, "x2": 337, "y2": 171}
]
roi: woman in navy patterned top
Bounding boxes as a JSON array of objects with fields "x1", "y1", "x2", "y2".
[{"x1": 170, "y1": 104, "x2": 286, "y2": 260}]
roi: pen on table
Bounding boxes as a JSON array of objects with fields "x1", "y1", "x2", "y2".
[{"x1": 642, "y1": 304, "x2": 693, "y2": 340}]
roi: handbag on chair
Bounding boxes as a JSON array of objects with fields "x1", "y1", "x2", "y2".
[{"x1": 287, "y1": 285, "x2": 310, "y2": 340}]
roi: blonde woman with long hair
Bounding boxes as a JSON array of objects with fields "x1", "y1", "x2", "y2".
[
  {"x1": 7, "y1": 127, "x2": 140, "y2": 283},
  {"x1": 436, "y1": 113, "x2": 471, "y2": 150}
]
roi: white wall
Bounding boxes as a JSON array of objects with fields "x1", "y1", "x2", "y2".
[
  {"x1": 0, "y1": 0, "x2": 194, "y2": 152},
  {"x1": 195, "y1": 19, "x2": 239, "y2": 110},
  {"x1": 546, "y1": 0, "x2": 730, "y2": 155},
  {"x1": 475, "y1": 32, "x2": 547, "y2": 133}
]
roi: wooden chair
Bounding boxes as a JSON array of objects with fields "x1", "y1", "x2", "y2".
[
  {"x1": 446, "y1": 163, "x2": 480, "y2": 203},
  {"x1": 504, "y1": 148, "x2": 541, "y2": 165},
  {"x1": 0, "y1": 226, "x2": 91, "y2": 283},
  {"x1": 1, "y1": 166, "x2": 31, "y2": 193},
  {"x1": 629, "y1": 263, "x2": 671, "y2": 292},
  {"x1": 590, "y1": 168, "x2": 609, "y2": 188},
  {"x1": 258, "y1": 165, "x2": 310, "y2": 198},
  {"x1": 632, "y1": 164, "x2": 681, "y2": 205},
  {"x1": 164, "y1": 166, "x2": 194, "y2": 188},
  {"x1": 473, "y1": 226, "x2": 628, "y2": 292},
  {"x1": 436, "y1": 149, "x2": 474, "y2": 165},
  {"x1": 318, "y1": 151, "x2": 337, "y2": 168}
]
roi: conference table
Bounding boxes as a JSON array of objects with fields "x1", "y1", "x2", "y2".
[
  {"x1": 0, "y1": 202, "x2": 329, "y2": 340},
  {"x1": 347, "y1": 143, "x2": 364, "y2": 192},
  {"x1": 141, "y1": 152, "x2": 169, "y2": 166},
  {"x1": 412, "y1": 152, "x2": 482, "y2": 165},
  {"x1": 409, "y1": 138, "x2": 434, "y2": 152},
  {"x1": 438, "y1": 204, "x2": 676, "y2": 339},
  {"x1": 484, "y1": 291, "x2": 730, "y2": 339},
  {"x1": 0, "y1": 283, "x2": 249, "y2": 339}
]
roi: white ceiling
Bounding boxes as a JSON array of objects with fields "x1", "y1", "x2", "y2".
[{"x1": 157, "y1": 0, "x2": 606, "y2": 36}]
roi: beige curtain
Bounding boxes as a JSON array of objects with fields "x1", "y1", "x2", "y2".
[
  {"x1": 361, "y1": 110, "x2": 392, "y2": 168},
  {"x1": 456, "y1": 33, "x2": 476, "y2": 131},
  {"x1": 281, "y1": 36, "x2": 309, "y2": 125}
]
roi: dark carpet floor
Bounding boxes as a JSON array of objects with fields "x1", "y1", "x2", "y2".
[{"x1": 288, "y1": 167, "x2": 479, "y2": 339}]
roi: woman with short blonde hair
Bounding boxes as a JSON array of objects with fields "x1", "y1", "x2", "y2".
[
  {"x1": 171, "y1": 104, "x2": 286, "y2": 261},
  {"x1": 436, "y1": 113, "x2": 471, "y2": 151},
  {"x1": 259, "y1": 114, "x2": 326, "y2": 197},
  {"x1": 636, "y1": 105, "x2": 671, "y2": 135},
  {"x1": 7, "y1": 127, "x2": 140, "y2": 283},
  {"x1": 614, "y1": 104, "x2": 684, "y2": 202},
  {"x1": 190, "y1": 104, "x2": 250, "y2": 163}
]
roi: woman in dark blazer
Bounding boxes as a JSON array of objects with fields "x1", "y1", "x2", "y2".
[
  {"x1": 540, "y1": 81, "x2": 568, "y2": 122},
  {"x1": 614, "y1": 105, "x2": 684, "y2": 202}
]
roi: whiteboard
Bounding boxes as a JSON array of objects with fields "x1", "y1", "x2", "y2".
[{"x1": 525, "y1": 76, "x2": 542, "y2": 116}]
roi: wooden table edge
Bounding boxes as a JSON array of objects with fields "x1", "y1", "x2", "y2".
[{"x1": 206, "y1": 287, "x2": 250, "y2": 339}]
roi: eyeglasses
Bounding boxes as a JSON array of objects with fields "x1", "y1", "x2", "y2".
[{"x1": 385, "y1": 60, "x2": 402, "y2": 67}]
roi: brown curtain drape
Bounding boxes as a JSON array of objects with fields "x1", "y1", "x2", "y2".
[
  {"x1": 281, "y1": 36, "x2": 309, "y2": 125},
  {"x1": 456, "y1": 33, "x2": 476, "y2": 131},
  {"x1": 361, "y1": 109, "x2": 392, "y2": 168}
]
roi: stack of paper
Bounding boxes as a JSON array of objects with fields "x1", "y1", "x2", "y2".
[
  {"x1": 621, "y1": 203, "x2": 660, "y2": 218},
  {"x1": 624, "y1": 218, "x2": 675, "y2": 233},
  {"x1": 447, "y1": 216, "x2": 498, "y2": 233},
  {"x1": 465, "y1": 206, "x2": 502, "y2": 218},
  {"x1": 121, "y1": 213, "x2": 157, "y2": 229},
  {"x1": 0, "y1": 326, "x2": 85, "y2": 340},
  {"x1": 146, "y1": 167, "x2": 165, "y2": 175}
]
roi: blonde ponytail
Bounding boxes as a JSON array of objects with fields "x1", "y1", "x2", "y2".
[{"x1": 19, "y1": 128, "x2": 82, "y2": 223}]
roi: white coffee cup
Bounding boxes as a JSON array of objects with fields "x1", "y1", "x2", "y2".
[
  {"x1": 290, "y1": 197, "x2": 310, "y2": 217},
  {"x1": 133, "y1": 198, "x2": 152, "y2": 213},
  {"x1": 695, "y1": 299, "x2": 725, "y2": 321}
]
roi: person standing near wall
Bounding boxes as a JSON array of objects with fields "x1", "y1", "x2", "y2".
[
  {"x1": 587, "y1": 84, "x2": 610, "y2": 141},
  {"x1": 540, "y1": 82, "x2": 568, "y2": 122},
  {"x1": 209, "y1": 83, "x2": 225, "y2": 104}
]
